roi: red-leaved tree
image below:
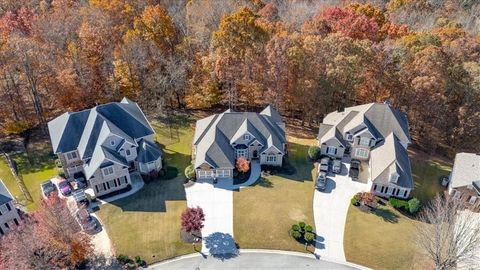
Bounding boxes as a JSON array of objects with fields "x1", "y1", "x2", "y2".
[
  {"x1": 236, "y1": 157, "x2": 250, "y2": 173},
  {"x1": 181, "y1": 207, "x2": 205, "y2": 236}
]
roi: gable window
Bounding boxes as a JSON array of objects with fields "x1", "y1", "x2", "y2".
[
  {"x1": 346, "y1": 134, "x2": 353, "y2": 142},
  {"x1": 354, "y1": 148, "x2": 368, "y2": 158},
  {"x1": 102, "y1": 166, "x2": 114, "y2": 177},
  {"x1": 110, "y1": 140, "x2": 115, "y2": 146},
  {"x1": 326, "y1": 146, "x2": 337, "y2": 155},
  {"x1": 66, "y1": 151, "x2": 78, "y2": 160},
  {"x1": 244, "y1": 134, "x2": 250, "y2": 141},
  {"x1": 126, "y1": 149, "x2": 131, "y2": 156},
  {"x1": 359, "y1": 137, "x2": 370, "y2": 146},
  {"x1": 237, "y1": 149, "x2": 247, "y2": 159},
  {"x1": 469, "y1": 196, "x2": 477, "y2": 205},
  {"x1": 390, "y1": 172, "x2": 399, "y2": 183},
  {"x1": 267, "y1": 155, "x2": 277, "y2": 162},
  {"x1": 5, "y1": 203, "x2": 11, "y2": 211}
]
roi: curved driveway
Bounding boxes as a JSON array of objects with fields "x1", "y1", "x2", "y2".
[{"x1": 148, "y1": 250, "x2": 366, "y2": 270}]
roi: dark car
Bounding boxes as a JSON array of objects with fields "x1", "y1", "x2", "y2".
[
  {"x1": 57, "y1": 180, "x2": 72, "y2": 196},
  {"x1": 40, "y1": 180, "x2": 57, "y2": 199},
  {"x1": 349, "y1": 159, "x2": 361, "y2": 180},
  {"x1": 76, "y1": 209, "x2": 98, "y2": 233},
  {"x1": 73, "y1": 176, "x2": 87, "y2": 190},
  {"x1": 316, "y1": 172, "x2": 327, "y2": 191}
]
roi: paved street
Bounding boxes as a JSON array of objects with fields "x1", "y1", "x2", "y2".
[
  {"x1": 149, "y1": 250, "x2": 364, "y2": 270},
  {"x1": 313, "y1": 160, "x2": 370, "y2": 261}
]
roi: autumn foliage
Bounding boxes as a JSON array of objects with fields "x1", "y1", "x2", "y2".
[
  {"x1": 236, "y1": 157, "x2": 250, "y2": 173},
  {"x1": 180, "y1": 207, "x2": 205, "y2": 234}
]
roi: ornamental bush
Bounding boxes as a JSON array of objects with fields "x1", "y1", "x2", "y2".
[
  {"x1": 408, "y1": 198, "x2": 421, "y2": 214},
  {"x1": 308, "y1": 146, "x2": 321, "y2": 160},
  {"x1": 299, "y1": 221, "x2": 306, "y2": 229},
  {"x1": 305, "y1": 225, "x2": 313, "y2": 232},
  {"x1": 351, "y1": 196, "x2": 359, "y2": 206},
  {"x1": 291, "y1": 230, "x2": 302, "y2": 239},
  {"x1": 184, "y1": 165, "x2": 196, "y2": 180},
  {"x1": 292, "y1": 224, "x2": 300, "y2": 231},
  {"x1": 304, "y1": 231, "x2": 315, "y2": 242},
  {"x1": 389, "y1": 197, "x2": 408, "y2": 209}
]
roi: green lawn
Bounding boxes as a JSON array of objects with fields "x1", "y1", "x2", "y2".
[
  {"x1": 96, "y1": 121, "x2": 195, "y2": 264},
  {"x1": 0, "y1": 143, "x2": 57, "y2": 211},
  {"x1": 233, "y1": 136, "x2": 317, "y2": 252},
  {"x1": 344, "y1": 152, "x2": 452, "y2": 269}
]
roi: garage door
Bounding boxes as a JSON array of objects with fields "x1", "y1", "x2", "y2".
[
  {"x1": 216, "y1": 169, "x2": 231, "y2": 178},
  {"x1": 198, "y1": 170, "x2": 213, "y2": 179}
]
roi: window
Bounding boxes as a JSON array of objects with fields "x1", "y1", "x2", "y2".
[
  {"x1": 359, "y1": 137, "x2": 370, "y2": 146},
  {"x1": 354, "y1": 148, "x2": 368, "y2": 158},
  {"x1": 390, "y1": 172, "x2": 399, "y2": 183},
  {"x1": 326, "y1": 146, "x2": 337, "y2": 155},
  {"x1": 126, "y1": 149, "x2": 131, "y2": 156},
  {"x1": 453, "y1": 190, "x2": 462, "y2": 199},
  {"x1": 266, "y1": 155, "x2": 277, "y2": 162},
  {"x1": 396, "y1": 189, "x2": 400, "y2": 196},
  {"x1": 237, "y1": 149, "x2": 247, "y2": 159},
  {"x1": 244, "y1": 134, "x2": 250, "y2": 140},
  {"x1": 5, "y1": 203, "x2": 11, "y2": 211},
  {"x1": 66, "y1": 151, "x2": 77, "y2": 160},
  {"x1": 4, "y1": 223, "x2": 9, "y2": 229},
  {"x1": 14, "y1": 218, "x2": 19, "y2": 226},
  {"x1": 469, "y1": 196, "x2": 477, "y2": 205},
  {"x1": 346, "y1": 134, "x2": 353, "y2": 141},
  {"x1": 380, "y1": 186, "x2": 385, "y2": 193},
  {"x1": 103, "y1": 183, "x2": 107, "y2": 191},
  {"x1": 102, "y1": 166, "x2": 114, "y2": 177},
  {"x1": 373, "y1": 184, "x2": 377, "y2": 191},
  {"x1": 95, "y1": 185, "x2": 99, "y2": 193},
  {"x1": 110, "y1": 140, "x2": 115, "y2": 146},
  {"x1": 403, "y1": 190, "x2": 408, "y2": 197},
  {"x1": 123, "y1": 176, "x2": 128, "y2": 184}
]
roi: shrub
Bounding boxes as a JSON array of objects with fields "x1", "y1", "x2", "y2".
[
  {"x1": 184, "y1": 165, "x2": 196, "y2": 180},
  {"x1": 236, "y1": 157, "x2": 250, "y2": 173},
  {"x1": 292, "y1": 224, "x2": 300, "y2": 231},
  {"x1": 117, "y1": 254, "x2": 129, "y2": 264},
  {"x1": 57, "y1": 168, "x2": 65, "y2": 178},
  {"x1": 408, "y1": 198, "x2": 421, "y2": 214},
  {"x1": 305, "y1": 225, "x2": 313, "y2": 232},
  {"x1": 55, "y1": 159, "x2": 62, "y2": 168},
  {"x1": 291, "y1": 230, "x2": 302, "y2": 239},
  {"x1": 299, "y1": 221, "x2": 306, "y2": 229},
  {"x1": 389, "y1": 197, "x2": 408, "y2": 209},
  {"x1": 134, "y1": 256, "x2": 142, "y2": 265},
  {"x1": 308, "y1": 146, "x2": 320, "y2": 160},
  {"x1": 304, "y1": 231, "x2": 315, "y2": 242},
  {"x1": 351, "y1": 196, "x2": 359, "y2": 206}
]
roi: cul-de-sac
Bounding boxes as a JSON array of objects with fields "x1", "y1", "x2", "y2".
[{"x1": 0, "y1": 1, "x2": 479, "y2": 270}]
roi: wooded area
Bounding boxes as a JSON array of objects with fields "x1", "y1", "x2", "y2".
[{"x1": 0, "y1": 0, "x2": 479, "y2": 155}]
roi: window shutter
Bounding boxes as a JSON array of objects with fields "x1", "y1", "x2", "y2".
[{"x1": 334, "y1": 148, "x2": 337, "y2": 154}]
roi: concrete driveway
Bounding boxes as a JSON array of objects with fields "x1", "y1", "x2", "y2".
[
  {"x1": 313, "y1": 161, "x2": 370, "y2": 261},
  {"x1": 185, "y1": 179, "x2": 234, "y2": 255}
]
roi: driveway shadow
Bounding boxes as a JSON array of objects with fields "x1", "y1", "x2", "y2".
[
  {"x1": 204, "y1": 232, "x2": 239, "y2": 261},
  {"x1": 373, "y1": 208, "x2": 399, "y2": 223}
]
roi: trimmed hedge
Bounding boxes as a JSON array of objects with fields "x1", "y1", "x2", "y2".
[{"x1": 389, "y1": 197, "x2": 408, "y2": 209}]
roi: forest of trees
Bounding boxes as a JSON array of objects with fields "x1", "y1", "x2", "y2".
[{"x1": 0, "y1": 0, "x2": 479, "y2": 155}]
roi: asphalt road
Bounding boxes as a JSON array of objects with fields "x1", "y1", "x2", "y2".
[{"x1": 148, "y1": 251, "x2": 364, "y2": 270}]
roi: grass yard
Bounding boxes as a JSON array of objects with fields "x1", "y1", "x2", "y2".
[
  {"x1": 233, "y1": 136, "x2": 317, "y2": 252},
  {"x1": 344, "y1": 151, "x2": 452, "y2": 269},
  {"x1": 0, "y1": 143, "x2": 57, "y2": 211},
  {"x1": 96, "y1": 120, "x2": 195, "y2": 264}
]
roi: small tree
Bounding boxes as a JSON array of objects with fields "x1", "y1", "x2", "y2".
[
  {"x1": 236, "y1": 157, "x2": 250, "y2": 173},
  {"x1": 304, "y1": 231, "x2": 315, "y2": 242},
  {"x1": 181, "y1": 207, "x2": 205, "y2": 237},
  {"x1": 408, "y1": 197, "x2": 420, "y2": 214},
  {"x1": 308, "y1": 146, "x2": 320, "y2": 160},
  {"x1": 184, "y1": 165, "x2": 196, "y2": 180}
]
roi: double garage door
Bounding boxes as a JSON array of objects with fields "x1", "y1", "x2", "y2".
[{"x1": 197, "y1": 169, "x2": 231, "y2": 179}]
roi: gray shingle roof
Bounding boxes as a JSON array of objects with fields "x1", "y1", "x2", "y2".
[
  {"x1": 137, "y1": 139, "x2": 163, "y2": 163},
  {"x1": 450, "y1": 153, "x2": 480, "y2": 189},
  {"x1": 370, "y1": 134, "x2": 413, "y2": 188},
  {"x1": 0, "y1": 179, "x2": 13, "y2": 205},
  {"x1": 194, "y1": 106, "x2": 286, "y2": 169}
]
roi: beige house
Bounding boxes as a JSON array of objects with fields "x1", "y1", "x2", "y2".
[
  {"x1": 0, "y1": 180, "x2": 21, "y2": 236},
  {"x1": 317, "y1": 102, "x2": 414, "y2": 199},
  {"x1": 48, "y1": 98, "x2": 162, "y2": 197},
  {"x1": 448, "y1": 153, "x2": 480, "y2": 212},
  {"x1": 192, "y1": 106, "x2": 287, "y2": 181}
]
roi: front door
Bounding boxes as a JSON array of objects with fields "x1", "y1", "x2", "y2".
[{"x1": 252, "y1": 150, "x2": 258, "y2": 159}]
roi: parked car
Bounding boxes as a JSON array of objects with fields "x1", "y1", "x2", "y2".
[
  {"x1": 72, "y1": 189, "x2": 88, "y2": 206},
  {"x1": 316, "y1": 172, "x2": 327, "y2": 191},
  {"x1": 349, "y1": 159, "x2": 361, "y2": 180},
  {"x1": 40, "y1": 180, "x2": 57, "y2": 199},
  {"x1": 75, "y1": 209, "x2": 98, "y2": 233},
  {"x1": 319, "y1": 157, "x2": 330, "y2": 172},
  {"x1": 72, "y1": 176, "x2": 87, "y2": 190},
  {"x1": 441, "y1": 176, "x2": 450, "y2": 187},
  {"x1": 57, "y1": 180, "x2": 72, "y2": 196},
  {"x1": 332, "y1": 159, "x2": 342, "y2": 174}
]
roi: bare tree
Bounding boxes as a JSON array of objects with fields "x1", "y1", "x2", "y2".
[{"x1": 415, "y1": 194, "x2": 480, "y2": 270}]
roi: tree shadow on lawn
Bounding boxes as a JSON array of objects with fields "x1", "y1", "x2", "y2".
[
  {"x1": 252, "y1": 177, "x2": 274, "y2": 188},
  {"x1": 107, "y1": 178, "x2": 187, "y2": 212},
  {"x1": 204, "y1": 232, "x2": 239, "y2": 261},
  {"x1": 372, "y1": 207, "x2": 399, "y2": 223}
]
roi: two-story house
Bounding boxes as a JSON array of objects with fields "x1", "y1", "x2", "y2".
[
  {"x1": 448, "y1": 153, "x2": 480, "y2": 212},
  {"x1": 317, "y1": 102, "x2": 414, "y2": 199},
  {"x1": 48, "y1": 98, "x2": 162, "y2": 197},
  {"x1": 0, "y1": 180, "x2": 21, "y2": 236},
  {"x1": 192, "y1": 105, "x2": 287, "y2": 181}
]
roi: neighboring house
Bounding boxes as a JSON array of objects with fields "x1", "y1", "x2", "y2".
[
  {"x1": 448, "y1": 153, "x2": 480, "y2": 212},
  {"x1": 192, "y1": 105, "x2": 287, "y2": 180},
  {"x1": 48, "y1": 98, "x2": 162, "y2": 197},
  {"x1": 0, "y1": 180, "x2": 21, "y2": 236},
  {"x1": 317, "y1": 102, "x2": 414, "y2": 198}
]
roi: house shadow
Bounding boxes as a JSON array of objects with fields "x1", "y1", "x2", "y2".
[
  {"x1": 269, "y1": 141, "x2": 315, "y2": 183},
  {"x1": 204, "y1": 232, "x2": 239, "y2": 261},
  {"x1": 373, "y1": 208, "x2": 399, "y2": 223},
  {"x1": 254, "y1": 177, "x2": 274, "y2": 188}
]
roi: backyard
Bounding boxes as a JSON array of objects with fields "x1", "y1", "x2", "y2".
[
  {"x1": 344, "y1": 151, "x2": 452, "y2": 269},
  {"x1": 95, "y1": 119, "x2": 195, "y2": 264},
  {"x1": 233, "y1": 136, "x2": 317, "y2": 252}
]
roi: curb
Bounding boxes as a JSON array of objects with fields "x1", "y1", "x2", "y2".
[{"x1": 147, "y1": 249, "x2": 371, "y2": 270}]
